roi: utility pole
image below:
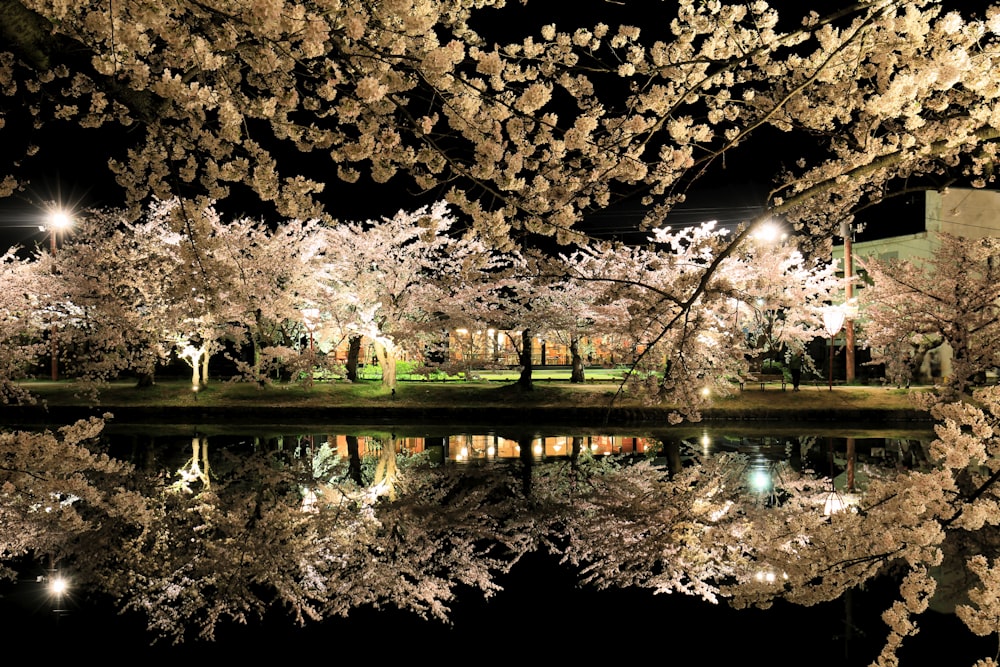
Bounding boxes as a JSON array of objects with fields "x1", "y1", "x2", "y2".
[
  {"x1": 840, "y1": 220, "x2": 855, "y2": 383},
  {"x1": 47, "y1": 210, "x2": 72, "y2": 381}
]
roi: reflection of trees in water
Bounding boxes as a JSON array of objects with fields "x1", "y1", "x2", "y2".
[{"x1": 5, "y1": 405, "x2": 1000, "y2": 663}]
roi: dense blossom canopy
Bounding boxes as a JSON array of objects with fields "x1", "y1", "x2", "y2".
[
  {"x1": 7, "y1": 2, "x2": 1000, "y2": 664},
  {"x1": 2, "y1": 0, "x2": 1000, "y2": 247}
]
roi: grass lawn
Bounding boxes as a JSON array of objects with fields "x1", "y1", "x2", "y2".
[{"x1": 12, "y1": 375, "x2": 929, "y2": 417}]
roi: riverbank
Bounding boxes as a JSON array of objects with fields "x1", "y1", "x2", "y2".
[{"x1": 2, "y1": 378, "x2": 932, "y2": 426}]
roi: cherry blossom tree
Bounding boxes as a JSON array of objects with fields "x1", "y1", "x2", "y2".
[
  {"x1": 0, "y1": 417, "x2": 147, "y2": 585},
  {"x1": 6, "y1": 0, "x2": 1000, "y2": 414},
  {"x1": 532, "y1": 277, "x2": 626, "y2": 384},
  {"x1": 43, "y1": 202, "x2": 231, "y2": 389},
  {"x1": 40, "y1": 200, "x2": 330, "y2": 389},
  {"x1": 557, "y1": 222, "x2": 841, "y2": 419},
  {"x1": 321, "y1": 201, "x2": 498, "y2": 388},
  {"x1": 3, "y1": 1, "x2": 999, "y2": 246},
  {"x1": 208, "y1": 215, "x2": 327, "y2": 384},
  {"x1": 859, "y1": 232, "x2": 1000, "y2": 396},
  {"x1": 44, "y1": 210, "x2": 180, "y2": 388},
  {"x1": 723, "y1": 232, "x2": 842, "y2": 376},
  {"x1": 0, "y1": 248, "x2": 49, "y2": 402},
  {"x1": 124, "y1": 199, "x2": 240, "y2": 388}
]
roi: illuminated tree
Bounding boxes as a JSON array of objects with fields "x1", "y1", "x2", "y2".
[
  {"x1": 723, "y1": 232, "x2": 842, "y2": 375},
  {"x1": 859, "y1": 232, "x2": 1000, "y2": 396},
  {"x1": 2, "y1": 1, "x2": 999, "y2": 246},
  {"x1": 321, "y1": 201, "x2": 497, "y2": 388},
  {"x1": 45, "y1": 210, "x2": 180, "y2": 388},
  {"x1": 209, "y1": 216, "x2": 328, "y2": 384},
  {"x1": 0, "y1": 417, "x2": 146, "y2": 584},
  {"x1": 44, "y1": 201, "x2": 330, "y2": 389},
  {"x1": 557, "y1": 222, "x2": 840, "y2": 418},
  {"x1": 0, "y1": 248, "x2": 49, "y2": 402}
]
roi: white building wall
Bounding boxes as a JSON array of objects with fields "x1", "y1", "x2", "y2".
[
  {"x1": 930, "y1": 188, "x2": 1000, "y2": 239},
  {"x1": 832, "y1": 188, "x2": 1000, "y2": 384}
]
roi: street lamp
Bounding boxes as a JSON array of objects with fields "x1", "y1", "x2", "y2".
[
  {"x1": 823, "y1": 306, "x2": 846, "y2": 391},
  {"x1": 42, "y1": 208, "x2": 72, "y2": 381},
  {"x1": 302, "y1": 308, "x2": 319, "y2": 382},
  {"x1": 752, "y1": 220, "x2": 788, "y2": 244},
  {"x1": 46, "y1": 210, "x2": 71, "y2": 253},
  {"x1": 301, "y1": 308, "x2": 319, "y2": 352}
]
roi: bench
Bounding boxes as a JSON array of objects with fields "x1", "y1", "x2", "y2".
[{"x1": 753, "y1": 373, "x2": 786, "y2": 391}]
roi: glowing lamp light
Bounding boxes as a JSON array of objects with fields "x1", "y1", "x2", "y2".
[
  {"x1": 750, "y1": 469, "x2": 771, "y2": 493},
  {"x1": 823, "y1": 491, "x2": 860, "y2": 516},
  {"x1": 752, "y1": 221, "x2": 788, "y2": 244},
  {"x1": 823, "y1": 307, "x2": 846, "y2": 338},
  {"x1": 49, "y1": 576, "x2": 67, "y2": 596},
  {"x1": 49, "y1": 211, "x2": 71, "y2": 230}
]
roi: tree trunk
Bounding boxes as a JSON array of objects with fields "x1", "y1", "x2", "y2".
[
  {"x1": 252, "y1": 309, "x2": 264, "y2": 379},
  {"x1": 181, "y1": 340, "x2": 209, "y2": 387},
  {"x1": 200, "y1": 346, "x2": 211, "y2": 385},
  {"x1": 372, "y1": 436, "x2": 399, "y2": 501},
  {"x1": 346, "y1": 335, "x2": 361, "y2": 382},
  {"x1": 251, "y1": 331, "x2": 263, "y2": 382},
  {"x1": 190, "y1": 355, "x2": 201, "y2": 386},
  {"x1": 517, "y1": 329, "x2": 533, "y2": 391},
  {"x1": 518, "y1": 433, "x2": 534, "y2": 497},
  {"x1": 375, "y1": 340, "x2": 397, "y2": 389},
  {"x1": 135, "y1": 371, "x2": 155, "y2": 388},
  {"x1": 346, "y1": 435, "x2": 363, "y2": 486},
  {"x1": 570, "y1": 335, "x2": 585, "y2": 383}
]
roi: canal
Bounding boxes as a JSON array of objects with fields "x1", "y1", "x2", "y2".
[{"x1": 1, "y1": 420, "x2": 991, "y2": 665}]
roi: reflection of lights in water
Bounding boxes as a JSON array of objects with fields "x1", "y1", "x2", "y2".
[
  {"x1": 301, "y1": 488, "x2": 318, "y2": 513},
  {"x1": 823, "y1": 491, "x2": 860, "y2": 515},
  {"x1": 749, "y1": 468, "x2": 771, "y2": 493},
  {"x1": 754, "y1": 569, "x2": 787, "y2": 584}
]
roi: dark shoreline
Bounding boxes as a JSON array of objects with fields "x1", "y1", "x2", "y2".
[{"x1": 1, "y1": 403, "x2": 933, "y2": 428}]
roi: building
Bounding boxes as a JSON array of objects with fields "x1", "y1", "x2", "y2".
[{"x1": 833, "y1": 188, "x2": 1000, "y2": 383}]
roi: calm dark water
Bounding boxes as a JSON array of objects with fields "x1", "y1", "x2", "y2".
[
  {"x1": 4, "y1": 551, "x2": 988, "y2": 665},
  {"x1": 5, "y1": 421, "x2": 988, "y2": 665}
]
